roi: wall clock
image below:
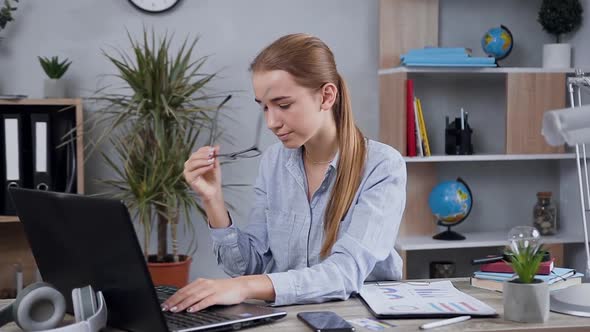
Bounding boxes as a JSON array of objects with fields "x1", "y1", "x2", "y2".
[{"x1": 129, "y1": 0, "x2": 180, "y2": 13}]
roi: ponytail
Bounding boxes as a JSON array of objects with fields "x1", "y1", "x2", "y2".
[{"x1": 321, "y1": 74, "x2": 366, "y2": 257}]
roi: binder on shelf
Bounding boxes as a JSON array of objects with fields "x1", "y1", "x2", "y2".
[
  {"x1": 2, "y1": 113, "x2": 24, "y2": 214},
  {"x1": 31, "y1": 113, "x2": 52, "y2": 191},
  {"x1": 413, "y1": 97, "x2": 423, "y2": 157},
  {"x1": 416, "y1": 98, "x2": 431, "y2": 156}
]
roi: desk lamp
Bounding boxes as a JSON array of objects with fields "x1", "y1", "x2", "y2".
[{"x1": 542, "y1": 69, "x2": 590, "y2": 317}]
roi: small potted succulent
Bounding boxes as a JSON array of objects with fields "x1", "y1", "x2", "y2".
[
  {"x1": 503, "y1": 226, "x2": 549, "y2": 323},
  {"x1": 538, "y1": 0, "x2": 583, "y2": 68},
  {"x1": 38, "y1": 56, "x2": 71, "y2": 98}
]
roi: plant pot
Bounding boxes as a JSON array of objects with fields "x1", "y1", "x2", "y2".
[
  {"x1": 503, "y1": 279, "x2": 549, "y2": 323},
  {"x1": 43, "y1": 78, "x2": 66, "y2": 98},
  {"x1": 147, "y1": 255, "x2": 192, "y2": 288},
  {"x1": 542, "y1": 43, "x2": 571, "y2": 68}
]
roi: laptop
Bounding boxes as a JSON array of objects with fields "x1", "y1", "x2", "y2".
[{"x1": 9, "y1": 187, "x2": 287, "y2": 332}]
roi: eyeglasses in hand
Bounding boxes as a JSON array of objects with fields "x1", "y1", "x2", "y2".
[{"x1": 209, "y1": 95, "x2": 263, "y2": 161}]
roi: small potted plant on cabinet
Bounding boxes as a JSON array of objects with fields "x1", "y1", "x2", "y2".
[
  {"x1": 538, "y1": 0, "x2": 583, "y2": 68},
  {"x1": 503, "y1": 226, "x2": 549, "y2": 323},
  {"x1": 38, "y1": 56, "x2": 71, "y2": 98}
]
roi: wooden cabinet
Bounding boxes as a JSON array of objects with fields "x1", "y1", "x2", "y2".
[{"x1": 0, "y1": 99, "x2": 84, "y2": 292}]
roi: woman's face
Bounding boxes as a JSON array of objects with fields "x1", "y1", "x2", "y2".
[{"x1": 252, "y1": 70, "x2": 327, "y2": 149}]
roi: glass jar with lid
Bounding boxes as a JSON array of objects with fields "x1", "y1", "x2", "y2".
[{"x1": 533, "y1": 191, "x2": 557, "y2": 236}]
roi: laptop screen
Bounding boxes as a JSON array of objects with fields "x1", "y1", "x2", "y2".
[{"x1": 9, "y1": 187, "x2": 169, "y2": 332}]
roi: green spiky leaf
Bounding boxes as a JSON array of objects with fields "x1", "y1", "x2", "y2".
[{"x1": 38, "y1": 56, "x2": 72, "y2": 79}]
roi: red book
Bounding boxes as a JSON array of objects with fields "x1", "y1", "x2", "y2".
[
  {"x1": 406, "y1": 79, "x2": 416, "y2": 157},
  {"x1": 481, "y1": 258, "x2": 555, "y2": 275}
]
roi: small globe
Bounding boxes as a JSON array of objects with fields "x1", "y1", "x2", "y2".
[
  {"x1": 428, "y1": 178, "x2": 473, "y2": 240},
  {"x1": 481, "y1": 25, "x2": 513, "y2": 60}
]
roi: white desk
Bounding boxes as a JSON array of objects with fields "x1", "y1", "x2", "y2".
[{"x1": 1, "y1": 279, "x2": 589, "y2": 331}]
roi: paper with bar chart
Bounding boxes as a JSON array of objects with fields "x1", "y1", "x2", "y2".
[{"x1": 359, "y1": 280, "x2": 496, "y2": 318}]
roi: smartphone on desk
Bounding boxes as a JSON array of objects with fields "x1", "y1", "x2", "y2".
[{"x1": 297, "y1": 311, "x2": 355, "y2": 332}]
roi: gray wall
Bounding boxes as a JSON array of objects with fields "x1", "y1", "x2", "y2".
[
  {"x1": 0, "y1": 0, "x2": 379, "y2": 279},
  {"x1": 3, "y1": 0, "x2": 590, "y2": 281}
]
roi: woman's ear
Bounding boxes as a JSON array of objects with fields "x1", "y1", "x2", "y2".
[{"x1": 320, "y1": 83, "x2": 338, "y2": 111}]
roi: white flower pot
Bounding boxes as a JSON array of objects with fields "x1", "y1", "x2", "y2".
[
  {"x1": 503, "y1": 279, "x2": 549, "y2": 323},
  {"x1": 542, "y1": 43, "x2": 571, "y2": 68},
  {"x1": 43, "y1": 79, "x2": 66, "y2": 98}
]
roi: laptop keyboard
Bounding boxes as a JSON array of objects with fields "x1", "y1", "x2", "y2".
[{"x1": 155, "y1": 285, "x2": 239, "y2": 330}]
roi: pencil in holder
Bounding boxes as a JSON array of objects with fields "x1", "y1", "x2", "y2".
[{"x1": 445, "y1": 116, "x2": 473, "y2": 155}]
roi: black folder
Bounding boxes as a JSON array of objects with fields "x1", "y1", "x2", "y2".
[
  {"x1": 2, "y1": 113, "x2": 24, "y2": 214},
  {"x1": 30, "y1": 113, "x2": 52, "y2": 191}
]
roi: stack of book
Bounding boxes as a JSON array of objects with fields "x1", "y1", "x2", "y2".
[
  {"x1": 470, "y1": 267, "x2": 583, "y2": 293},
  {"x1": 480, "y1": 257, "x2": 555, "y2": 274},
  {"x1": 401, "y1": 47, "x2": 497, "y2": 67}
]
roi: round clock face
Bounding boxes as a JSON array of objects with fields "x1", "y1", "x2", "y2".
[{"x1": 129, "y1": 0, "x2": 180, "y2": 13}]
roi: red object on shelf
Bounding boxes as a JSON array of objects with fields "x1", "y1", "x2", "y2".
[
  {"x1": 481, "y1": 257, "x2": 555, "y2": 275},
  {"x1": 406, "y1": 79, "x2": 416, "y2": 157}
]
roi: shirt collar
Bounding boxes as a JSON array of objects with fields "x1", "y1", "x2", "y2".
[{"x1": 329, "y1": 150, "x2": 339, "y2": 171}]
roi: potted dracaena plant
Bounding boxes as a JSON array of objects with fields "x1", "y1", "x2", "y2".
[
  {"x1": 538, "y1": 0, "x2": 583, "y2": 68},
  {"x1": 503, "y1": 226, "x2": 550, "y2": 323},
  {"x1": 38, "y1": 56, "x2": 72, "y2": 98},
  {"x1": 87, "y1": 29, "x2": 233, "y2": 288}
]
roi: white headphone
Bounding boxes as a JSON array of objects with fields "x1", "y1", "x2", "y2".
[{"x1": 0, "y1": 282, "x2": 107, "y2": 332}]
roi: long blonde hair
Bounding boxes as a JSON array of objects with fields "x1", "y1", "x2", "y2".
[{"x1": 250, "y1": 33, "x2": 366, "y2": 257}]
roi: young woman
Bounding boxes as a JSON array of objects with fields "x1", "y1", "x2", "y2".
[{"x1": 163, "y1": 33, "x2": 406, "y2": 313}]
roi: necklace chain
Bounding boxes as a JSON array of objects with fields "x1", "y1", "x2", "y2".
[{"x1": 304, "y1": 148, "x2": 334, "y2": 165}]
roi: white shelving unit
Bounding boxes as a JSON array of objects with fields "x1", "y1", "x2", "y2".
[
  {"x1": 377, "y1": 0, "x2": 590, "y2": 278},
  {"x1": 379, "y1": 0, "x2": 576, "y2": 278},
  {"x1": 404, "y1": 153, "x2": 576, "y2": 163},
  {"x1": 379, "y1": 67, "x2": 590, "y2": 75},
  {"x1": 396, "y1": 232, "x2": 585, "y2": 251}
]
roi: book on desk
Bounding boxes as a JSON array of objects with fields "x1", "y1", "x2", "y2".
[{"x1": 470, "y1": 267, "x2": 583, "y2": 293}]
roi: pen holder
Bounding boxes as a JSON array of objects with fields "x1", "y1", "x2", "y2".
[{"x1": 445, "y1": 117, "x2": 473, "y2": 155}]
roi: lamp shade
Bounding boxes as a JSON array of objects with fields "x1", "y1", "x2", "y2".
[{"x1": 542, "y1": 104, "x2": 590, "y2": 146}]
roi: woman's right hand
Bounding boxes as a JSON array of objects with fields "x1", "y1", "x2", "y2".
[{"x1": 184, "y1": 146, "x2": 222, "y2": 202}]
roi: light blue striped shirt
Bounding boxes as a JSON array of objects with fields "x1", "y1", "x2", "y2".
[{"x1": 209, "y1": 139, "x2": 406, "y2": 305}]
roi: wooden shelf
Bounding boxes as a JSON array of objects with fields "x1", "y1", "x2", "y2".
[
  {"x1": 0, "y1": 216, "x2": 19, "y2": 223},
  {"x1": 379, "y1": 67, "x2": 590, "y2": 75},
  {"x1": 404, "y1": 153, "x2": 576, "y2": 163},
  {"x1": 0, "y1": 98, "x2": 81, "y2": 106},
  {"x1": 396, "y1": 231, "x2": 584, "y2": 251}
]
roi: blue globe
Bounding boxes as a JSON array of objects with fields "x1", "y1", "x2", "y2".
[
  {"x1": 481, "y1": 25, "x2": 513, "y2": 60},
  {"x1": 428, "y1": 178, "x2": 472, "y2": 227}
]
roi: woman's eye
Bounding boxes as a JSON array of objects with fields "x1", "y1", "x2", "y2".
[{"x1": 279, "y1": 104, "x2": 291, "y2": 110}]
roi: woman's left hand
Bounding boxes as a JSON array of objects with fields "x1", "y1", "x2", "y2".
[{"x1": 161, "y1": 278, "x2": 249, "y2": 313}]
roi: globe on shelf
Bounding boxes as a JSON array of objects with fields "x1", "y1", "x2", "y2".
[
  {"x1": 428, "y1": 177, "x2": 473, "y2": 241},
  {"x1": 481, "y1": 25, "x2": 513, "y2": 61}
]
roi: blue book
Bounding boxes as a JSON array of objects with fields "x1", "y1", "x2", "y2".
[
  {"x1": 402, "y1": 54, "x2": 470, "y2": 60},
  {"x1": 401, "y1": 48, "x2": 470, "y2": 61},
  {"x1": 402, "y1": 57, "x2": 496, "y2": 65},
  {"x1": 402, "y1": 63, "x2": 497, "y2": 68},
  {"x1": 401, "y1": 53, "x2": 470, "y2": 61},
  {"x1": 473, "y1": 267, "x2": 580, "y2": 284},
  {"x1": 405, "y1": 47, "x2": 469, "y2": 56}
]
